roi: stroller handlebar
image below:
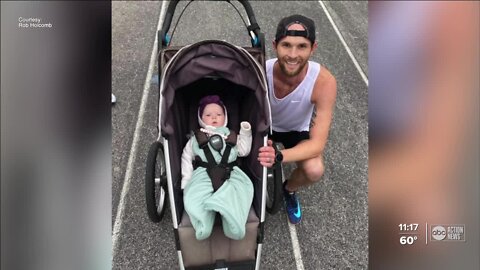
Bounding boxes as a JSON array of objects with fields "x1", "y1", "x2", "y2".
[{"x1": 160, "y1": 0, "x2": 263, "y2": 48}]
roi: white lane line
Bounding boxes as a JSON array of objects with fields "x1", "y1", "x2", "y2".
[
  {"x1": 112, "y1": 0, "x2": 168, "y2": 255},
  {"x1": 288, "y1": 220, "x2": 305, "y2": 270},
  {"x1": 318, "y1": 0, "x2": 369, "y2": 86}
]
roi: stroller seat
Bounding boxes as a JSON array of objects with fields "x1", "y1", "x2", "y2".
[{"x1": 178, "y1": 207, "x2": 259, "y2": 268}]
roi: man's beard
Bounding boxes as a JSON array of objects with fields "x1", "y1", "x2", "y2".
[{"x1": 278, "y1": 58, "x2": 307, "y2": 77}]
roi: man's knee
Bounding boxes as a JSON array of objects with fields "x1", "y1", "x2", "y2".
[{"x1": 300, "y1": 157, "x2": 324, "y2": 183}]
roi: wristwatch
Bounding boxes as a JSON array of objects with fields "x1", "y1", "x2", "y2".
[{"x1": 274, "y1": 148, "x2": 283, "y2": 164}]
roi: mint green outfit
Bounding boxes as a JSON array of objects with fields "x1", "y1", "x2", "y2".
[{"x1": 183, "y1": 127, "x2": 254, "y2": 240}]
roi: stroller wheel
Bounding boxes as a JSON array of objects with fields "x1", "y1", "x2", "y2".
[
  {"x1": 146, "y1": 141, "x2": 168, "y2": 222},
  {"x1": 266, "y1": 142, "x2": 284, "y2": 214},
  {"x1": 266, "y1": 165, "x2": 283, "y2": 214}
]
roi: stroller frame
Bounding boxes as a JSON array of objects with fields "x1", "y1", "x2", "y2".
[{"x1": 145, "y1": 1, "x2": 284, "y2": 269}]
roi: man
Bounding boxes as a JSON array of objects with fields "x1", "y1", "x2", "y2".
[{"x1": 258, "y1": 15, "x2": 337, "y2": 224}]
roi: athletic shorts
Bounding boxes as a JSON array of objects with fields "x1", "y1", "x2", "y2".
[{"x1": 270, "y1": 130, "x2": 310, "y2": 149}]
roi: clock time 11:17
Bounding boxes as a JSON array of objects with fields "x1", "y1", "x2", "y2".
[{"x1": 399, "y1": 223, "x2": 419, "y2": 231}]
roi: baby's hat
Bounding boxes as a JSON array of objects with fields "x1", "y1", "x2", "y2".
[{"x1": 197, "y1": 95, "x2": 228, "y2": 128}]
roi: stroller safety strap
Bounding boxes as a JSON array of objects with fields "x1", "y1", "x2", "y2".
[{"x1": 194, "y1": 129, "x2": 238, "y2": 191}]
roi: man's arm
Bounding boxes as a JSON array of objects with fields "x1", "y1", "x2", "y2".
[{"x1": 282, "y1": 67, "x2": 337, "y2": 162}]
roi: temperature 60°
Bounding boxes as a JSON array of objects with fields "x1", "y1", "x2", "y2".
[{"x1": 400, "y1": 236, "x2": 418, "y2": 245}]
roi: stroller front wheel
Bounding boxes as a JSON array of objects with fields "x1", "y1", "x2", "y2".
[{"x1": 145, "y1": 141, "x2": 168, "y2": 222}]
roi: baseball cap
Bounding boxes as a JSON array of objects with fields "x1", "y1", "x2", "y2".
[{"x1": 275, "y1": 14, "x2": 316, "y2": 44}]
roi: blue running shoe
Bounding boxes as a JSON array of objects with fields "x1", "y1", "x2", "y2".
[{"x1": 283, "y1": 181, "x2": 301, "y2": 224}]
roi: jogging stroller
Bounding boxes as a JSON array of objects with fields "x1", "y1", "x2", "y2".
[{"x1": 145, "y1": 1, "x2": 283, "y2": 269}]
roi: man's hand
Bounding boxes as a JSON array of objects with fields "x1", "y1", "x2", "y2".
[{"x1": 258, "y1": 139, "x2": 276, "y2": 167}]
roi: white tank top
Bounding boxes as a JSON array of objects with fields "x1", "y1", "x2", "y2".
[{"x1": 266, "y1": 58, "x2": 320, "y2": 132}]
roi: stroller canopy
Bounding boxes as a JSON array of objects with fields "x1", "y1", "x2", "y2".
[{"x1": 159, "y1": 40, "x2": 271, "y2": 138}]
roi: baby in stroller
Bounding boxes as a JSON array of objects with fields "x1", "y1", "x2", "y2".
[{"x1": 181, "y1": 95, "x2": 254, "y2": 241}]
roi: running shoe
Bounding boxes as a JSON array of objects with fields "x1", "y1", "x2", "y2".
[{"x1": 283, "y1": 181, "x2": 301, "y2": 224}]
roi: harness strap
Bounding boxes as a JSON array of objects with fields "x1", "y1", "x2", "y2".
[
  {"x1": 193, "y1": 129, "x2": 239, "y2": 191},
  {"x1": 220, "y1": 144, "x2": 232, "y2": 165},
  {"x1": 194, "y1": 129, "x2": 217, "y2": 165},
  {"x1": 201, "y1": 143, "x2": 217, "y2": 167},
  {"x1": 225, "y1": 130, "x2": 237, "y2": 146},
  {"x1": 193, "y1": 158, "x2": 237, "y2": 170},
  {"x1": 194, "y1": 130, "x2": 209, "y2": 148}
]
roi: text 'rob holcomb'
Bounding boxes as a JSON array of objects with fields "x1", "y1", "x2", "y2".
[{"x1": 18, "y1": 17, "x2": 52, "y2": 28}]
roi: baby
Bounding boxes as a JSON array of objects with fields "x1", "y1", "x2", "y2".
[{"x1": 181, "y1": 95, "x2": 253, "y2": 240}]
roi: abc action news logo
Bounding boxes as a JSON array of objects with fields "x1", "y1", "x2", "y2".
[{"x1": 431, "y1": 224, "x2": 465, "y2": 241}]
